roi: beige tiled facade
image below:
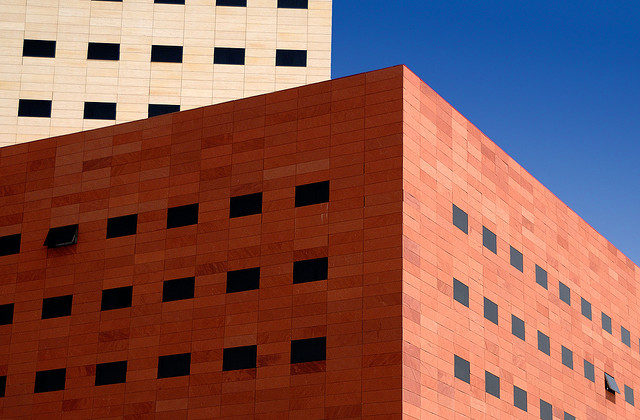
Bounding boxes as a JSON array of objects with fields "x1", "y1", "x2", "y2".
[{"x1": 0, "y1": 0, "x2": 332, "y2": 146}]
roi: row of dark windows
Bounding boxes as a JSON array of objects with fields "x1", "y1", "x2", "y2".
[
  {"x1": 18, "y1": 100, "x2": 180, "y2": 119},
  {"x1": 453, "y1": 203, "x2": 637, "y2": 351},
  {"x1": 23, "y1": 40, "x2": 307, "y2": 66},
  {"x1": 0, "y1": 337, "x2": 324, "y2": 396},
  {"x1": 93, "y1": 0, "x2": 308, "y2": 8}
]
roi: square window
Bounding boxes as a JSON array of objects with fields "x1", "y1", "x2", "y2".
[
  {"x1": 484, "y1": 297, "x2": 498, "y2": 325},
  {"x1": 625, "y1": 385, "x2": 635, "y2": 406},
  {"x1": 621, "y1": 326, "x2": 631, "y2": 347},
  {"x1": 214, "y1": 47, "x2": 245, "y2": 65},
  {"x1": 293, "y1": 257, "x2": 328, "y2": 284},
  {"x1": 157, "y1": 353, "x2": 191, "y2": 378},
  {"x1": 95, "y1": 361, "x2": 127, "y2": 386},
  {"x1": 162, "y1": 277, "x2": 195, "y2": 302},
  {"x1": 0, "y1": 233, "x2": 21, "y2": 256},
  {"x1": 23, "y1": 39, "x2": 56, "y2": 57},
  {"x1": 535, "y1": 265, "x2": 547, "y2": 289},
  {"x1": 229, "y1": 192, "x2": 262, "y2": 218},
  {"x1": 216, "y1": 0, "x2": 246, "y2": 5},
  {"x1": 454, "y1": 355, "x2": 470, "y2": 383},
  {"x1": 167, "y1": 203, "x2": 198, "y2": 228},
  {"x1": 295, "y1": 181, "x2": 329, "y2": 207},
  {"x1": 18, "y1": 99, "x2": 52, "y2": 118},
  {"x1": 101, "y1": 286, "x2": 132, "y2": 311},
  {"x1": 0, "y1": 303, "x2": 14, "y2": 325},
  {"x1": 106, "y1": 214, "x2": 137, "y2": 238},
  {"x1": 564, "y1": 413, "x2": 576, "y2": 420},
  {"x1": 605, "y1": 372, "x2": 621, "y2": 394},
  {"x1": 151, "y1": 45, "x2": 183, "y2": 63},
  {"x1": 226, "y1": 268, "x2": 260, "y2": 293},
  {"x1": 0, "y1": 375, "x2": 5, "y2": 397},
  {"x1": 584, "y1": 359, "x2": 595, "y2": 382},
  {"x1": 581, "y1": 297, "x2": 592, "y2": 320},
  {"x1": 278, "y1": 0, "x2": 308, "y2": 8},
  {"x1": 222, "y1": 345, "x2": 257, "y2": 371},
  {"x1": 42, "y1": 295, "x2": 72, "y2": 319},
  {"x1": 148, "y1": 104, "x2": 180, "y2": 117},
  {"x1": 540, "y1": 399, "x2": 552, "y2": 420},
  {"x1": 559, "y1": 281, "x2": 571, "y2": 306},
  {"x1": 561, "y1": 346, "x2": 573, "y2": 369},
  {"x1": 485, "y1": 371, "x2": 500, "y2": 398},
  {"x1": 511, "y1": 315, "x2": 525, "y2": 341},
  {"x1": 602, "y1": 312, "x2": 612, "y2": 334},
  {"x1": 291, "y1": 337, "x2": 327, "y2": 364},
  {"x1": 452, "y1": 204, "x2": 468, "y2": 234},
  {"x1": 44, "y1": 224, "x2": 78, "y2": 248},
  {"x1": 510, "y1": 246, "x2": 523, "y2": 272},
  {"x1": 87, "y1": 42, "x2": 120, "y2": 60},
  {"x1": 84, "y1": 102, "x2": 116, "y2": 120},
  {"x1": 453, "y1": 278, "x2": 469, "y2": 307},
  {"x1": 482, "y1": 226, "x2": 497, "y2": 253},
  {"x1": 514, "y1": 385, "x2": 527, "y2": 411},
  {"x1": 538, "y1": 331, "x2": 550, "y2": 356},
  {"x1": 276, "y1": 49, "x2": 307, "y2": 67},
  {"x1": 34, "y1": 368, "x2": 66, "y2": 393}
]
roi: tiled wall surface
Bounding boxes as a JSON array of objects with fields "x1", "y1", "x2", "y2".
[{"x1": 0, "y1": 0, "x2": 332, "y2": 147}]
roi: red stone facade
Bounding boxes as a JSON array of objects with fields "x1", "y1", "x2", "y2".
[{"x1": 0, "y1": 65, "x2": 638, "y2": 419}]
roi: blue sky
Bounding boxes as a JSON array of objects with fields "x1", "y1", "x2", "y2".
[{"x1": 331, "y1": 1, "x2": 640, "y2": 265}]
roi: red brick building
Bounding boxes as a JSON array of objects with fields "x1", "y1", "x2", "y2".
[{"x1": 0, "y1": 66, "x2": 638, "y2": 419}]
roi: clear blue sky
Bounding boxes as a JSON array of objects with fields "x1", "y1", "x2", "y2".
[{"x1": 331, "y1": 1, "x2": 640, "y2": 265}]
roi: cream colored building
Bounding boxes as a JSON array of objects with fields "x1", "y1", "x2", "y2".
[{"x1": 0, "y1": 0, "x2": 332, "y2": 146}]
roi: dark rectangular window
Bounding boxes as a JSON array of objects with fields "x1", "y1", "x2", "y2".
[
  {"x1": 581, "y1": 297, "x2": 592, "y2": 320},
  {"x1": 511, "y1": 315, "x2": 525, "y2": 341},
  {"x1": 535, "y1": 265, "x2": 547, "y2": 289},
  {"x1": 42, "y1": 295, "x2": 72, "y2": 319},
  {"x1": 291, "y1": 337, "x2": 326, "y2": 364},
  {"x1": 275, "y1": 49, "x2": 307, "y2": 67},
  {"x1": 44, "y1": 224, "x2": 78, "y2": 248},
  {"x1": 602, "y1": 312, "x2": 612, "y2": 334},
  {"x1": 222, "y1": 345, "x2": 257, "y2": 371},
  {"x1": 510, "y1": 246, "x2": 523, "y2": 272},
  {"x1": 0, "y1": 375, "x2": 5, "y2": 397},
  {"x1": 453, "y1": 278, "x2": 469, "y2": 307},
  {"x1": 167, "y1": 203, "x2": 198, "y2": 228},
  {"x1": 106, "y1": 214, "x2": 137, "y2": 238},
  {"x1": 538, "y1": 331, "x2": 550, "y2": 356},
  {"x1": 226, "y1": 268, "x2": 260, "y2": 293},
  {"x1": 514, "y1": 385, "x2": 527, "y2": 412},
  {"x1": 230, "y1": 192, "x2": 262, "y2": 218},
  {"x1": 18, "y1": 99, "x2": 52, "y2": 118},
  {"x1": 148, "y1": 104, "x2": 180, "y2": 117},
  {"x1": 561, "y1": 346, "x2": 573, "y2": 369},
  {"x1": 540, "y1": 399, "x2": 552, "y2": 420},
  {"x1": 565, "y1": 413, "x2": 576, "y2": 420},
  {"x1": 84, "y1": 102, "x2": 116, "y2": 120},
  {"x1": 484, "y1": 297, "x2": 498, "y2": 325},
  {"x1": 101, "y1": 286, "x2": 133, "y2": 311},
  {"x1": 482, "y1": 226, "x2": 496, "y2": 253},
  {"x1": 453, "y1": 355, "x2": 470, "y2": 383},
  {"x1": 151, "y1": 45, "x2": 183, "y2": 63},
  {"x1": 485, "y1": 371, "x2": 500, "y2": 398},
  {"x1": 625, "y1": 385, "x2": 635, "y2": 406},
  {"x1": 162, "y1": 277, "x2": 195, "y2": 302},
  {"x1": 87, "y1": 42, "x2": 120, "y2": 60},
  {"x1": 23, "y1": 39, "x2": 56, "y2": 58},
  {"x1": 452, "y1": 204, "x2": 468, "y2": 234},
  {"x1": 583, "y1": 359, "x2": 595, "y2": 382},
  {"x1": 0, "y1": 303, "x2": 14, "y2": 325},
  {"x1": 559, "y1": 281, "x2": 570, "y2": 306},
  {"x1": 34, "y1": 368, "x2": 65, "y2": 393},
  {"x1": 293, "y1": 257, "x2": 328, "y2": 284},
  {"x1": 214, "y1": 47, "x2": 245, "y2": 65},
  {"x1": 605, "y1": 373, "x2": 621, "y2": 394},
  {"x1": 216, "y1": 0, "x2": 246, "y2": 5},
  {"x1": 278, "y1": 0, "x2": 308, "y2": 8},
  {"x1": 295, "y1": 181, "x2": 329, "y2": 207},
  {"x1": 157, "y1": 353, "x2": 191, "y2": 378},
  {"x1": 155, "y1": 0, "x2": 185, "y2": 3},
  {"x1": 0, "y1": 234, "x2": 21, "y2": 257},
  {"x1": 95, "y1": 361, "x2": 127, "y2": 386},
  {"x1": 621, "y1": 326, "x2": 631, "y2": 347}
]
